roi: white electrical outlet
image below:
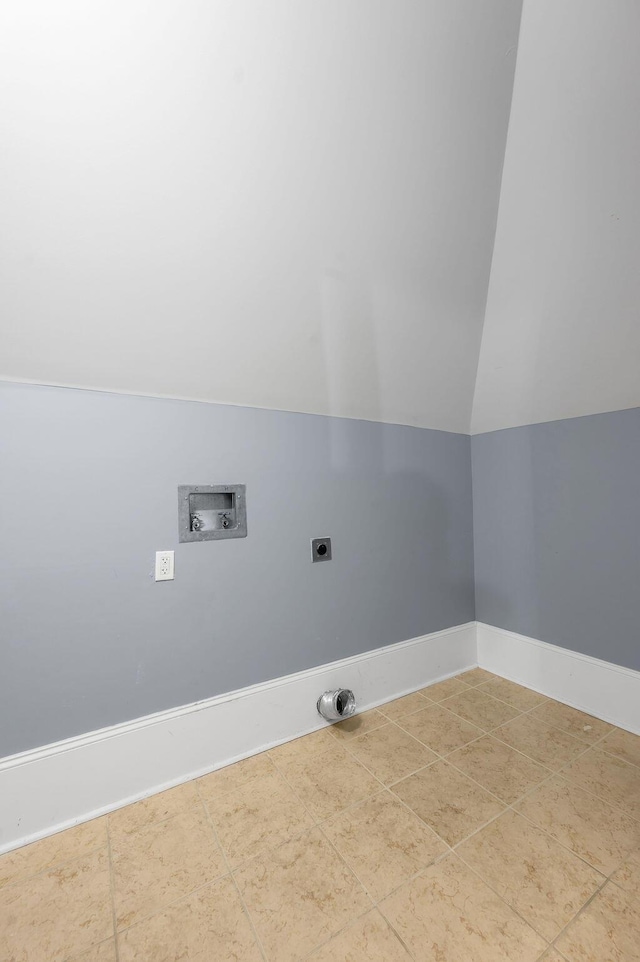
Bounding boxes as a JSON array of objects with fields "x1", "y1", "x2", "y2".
[{"x1": 155, "y1": 550, "x2": 174, "y2": 581}]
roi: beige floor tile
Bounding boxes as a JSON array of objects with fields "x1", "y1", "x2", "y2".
[
  {"x1": 380, "y1": 853, "x2": 546, "y2": 962},
  {"x1": 477, "y1": 676, "x2": 548, "y2": 712},
  {"x1": 329, "y1": 709, "x2": 387, "y2": 742},
  {"x1": 378, "y1": 691, "x2": 430, "y2": 721},
  {"x1": 599, "y1": 727, "x2": 640, "y2": 769},
  {"x1": 118, "y1": 876, "x2": 262, "y2": 962},
  {"x1": 346, "y1": 723, "x2": 438, "y2": 785},
  {"x1": 610, "y1": 847, "x2": 640, "y2": 897},
  {"x1": 563, "y1": 747, "x2": 640, "y2": 820},
  {"x1": 458, "y1": 667, "x2": 497, "y2": 687},
  {"x1": 108, "y1": 780, "x2": 201, "y2": 839},
  {"x1": 398, "y1": 703, "x2": 484, "y2": 755},
  {"x1": 307, "y1": 910, "x2": 413, "y2": 961},
  {"x1": 538, "y1": 952, "x2": 568, "y2": 962},
  {"x1": 268, "y1": 728, "x2": 336, "y2": 764},
  {"x1": 205, "y1": 767, "x2": 314, "y2": 867},
  {"x1": 448, "y1": 735, "x2": 550, "y2": 804},
  {"x1": 70, "y1": 940, "x2": 117, "y2": 961},
  {"x1": 0, "y1": 850, "x2": 113, "y2": 962},
  {"x1": 323, "y1": 791, "x2": 447, "y2": 901},
  {"x1": 418, "y1": 676, "x2": 470, "y2": 702},
  {"x1": 515, "y1": 776, "x2": 640, "y2": 875},
  {"x1": 443, "y1": 686, "x2": 521, "y2": 730},
  {"x1": 556, "y1": 882, "x2": 640, "y2": 962},
  {"x1": 392, "y1": 759, "x2": 505, "y2": 846},
  {"x1": 235, "y1": 826, "x2": 370, "y2": 962},
  {"x1": 111, "y1": 807, "x2": 227, "y2": 930},
  {"x1": 274, "y1": 743, "x2": 382, "y2": 821},
  {"x1": 0, "y1": 817, "x2": 107, "y2": 890},
  {"x1": 457, "y1": 810, "x2": 603, "y2": 941},
  {"x1": 529, "y1": 702, "x2": 613, "y2": 744},
  {"x1": 492, "y1": 714, "x2": 588, "y2": 770},
  {"x1": 197, "y1": 752, "x2": 275, "y2": 800}
]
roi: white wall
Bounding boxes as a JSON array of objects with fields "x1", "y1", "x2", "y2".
[
  {"x1": 472, "y1": 0, "x2": 640, "y2": 435},
  {"x1": 0, "y1": 0, "x2": 521, "y2": 434}
]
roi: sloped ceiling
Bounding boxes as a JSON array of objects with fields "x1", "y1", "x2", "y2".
[
  {"x1": 0, "y1": 0, "x2": 521, "y2": 434},
  {"x1": 472, "y1": 0, "x2": 640, "y2": 435}
]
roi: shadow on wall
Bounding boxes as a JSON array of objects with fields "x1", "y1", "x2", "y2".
[
  {"x1": 0, "y1": 374, "x2": 475, "y2": 758},
  {"x1": 0, "y1": 228, "x2": 476, "y2": 760},
  {"x1": 318, "y1": 260, "x2": 470, "y2": 627},
  {"x1": 472, "y1": 410, "x2": 640, "y2": 671}
]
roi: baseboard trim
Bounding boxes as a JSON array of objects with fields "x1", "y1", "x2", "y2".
[
  {"x1": 0, "y1": 622, "x2": 476, "y2": 855},
  {"x1": 5, "y1": 620, "x2": 636, "y2": 856},
  {"x1": 477, "y1": 622, "x2": 640, "y2": 736}
]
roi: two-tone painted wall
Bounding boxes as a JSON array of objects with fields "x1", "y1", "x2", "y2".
[
  {"x1": 0, "y1": 1, "x2": 520, "y2": 758},
  {"x1": 470, "y1": 0, "x2": 640, "y2": 673},
  {"x1": 472, "y1": 409, "x2": 640, "y2": 672},
  {"x1": 0, "y1": 0, "x2": 521, "y2": 434},
  {"x1": 0, "y1": 381, "x2": 475, "y2": 757},
  {"x1": 2, "y1": 0, "x2": 639, "y2": 765}
]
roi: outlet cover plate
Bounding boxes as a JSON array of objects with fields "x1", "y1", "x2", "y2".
[{"x1": 155, "y1": 550, "x2": 175, "y2": 581}]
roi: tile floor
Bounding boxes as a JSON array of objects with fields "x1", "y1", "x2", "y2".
[{"x1": 2, "y1": 669, "x2": 640, "y2": 961}]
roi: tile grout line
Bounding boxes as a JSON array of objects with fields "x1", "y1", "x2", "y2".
[
  {"x1": 316, "y1": 819, "x2": 379, "y2": 906},
  {"x1": 106, "y1": 798, "x2": 234, "y2": 941},
  {"x1": 2, "y1": 674, "x2": 636, "y2": 962},
  {"x1": 106, "y1": 795, "x2": 261, "y2": 946},
  {"x1": 442, "y1": 740, "x2": 639, "y2": 873},
  {"x1": 271, "y1": 734, "x2": 390, "y2": 816},
  {"x1": 209, "y1": 773, "x2": 387, "y2": 879},
  {"x1": 352, "y1": 708, "x2": 572, "y2": 958},
  {"x1": 272, "y1": 697, "x2": 548, "y2": 956},
  {"x1": 507, "y1": 727, "x2": 640, "y2": 871},
  {"x1": 509, "y1": 802, "x2": 628, "y2": 879},
  {"x1": 371, "y1": 694, "x2": 637, "y2": 949},
  {"x1": 377, "y1": 691, "x2": 433, "y2": 722},
  {"x1": 111, "y1": 868, "x2": 237, "y2": 940},
  {"x1": 247, "y1": 765, "x2": 374, "y2": 960},
  {"x1": 63, "y1": 936, "x2": 118, "y2": 962},
  {"x1": 271, "y1": 685, "x2": 500, "y2": 960},
  {"x1": 338, "y1": 719, "x2": 442, "y2": 781},
  {"x1": 441, "y1": 847, "x2": 554, "y2": 949},
  {"x1": 436, "y1": 698, "x2": 623, "y2": 793},
  {"x1": 547, "y1": 869, "x2": 613, "y2": 954},
  {"x1": 599, "y1": 744, "x2": 640, "y2": 771},
  {"x1": 195, "y1": 782, "x2": 269, "y2": 962},
  {"x1": 360, "y1": 719, "x2": 619, "y2": 917},
  {"x1": 105, "y1": 817, "x2": 120, "y2": 962},
  {"x1": 298, "y1": 906, "x2": 419, "y2": 962},
  {"x1": 558, "y1": 833, "x2": 640, "y2": 949},
  {"x1": 103, "y1": 731, "x2": 636, "y2": 959},
  {"x1": 452, "y1": 817, "x2": 606, "y2": 945},
  {"x1": 268, "y1": 747, "x2": 409, "y2": 960},
  {"x1": 379, "y1": 916, "x2": 419, "y2": 962},
  {"x1": 390, "y1": 697, "x2": 564, "y2": 795},
  {"x1": 120, "y1": 732, "x2": 623, "y2": 954},
  {"x1": 440, "y1": 679, "x2": 619, "y2": 745},
  {"x1": 0, "y1": 839, "x2": 108, "y2": 894},
  {"x1": 265, "y1": 698, "x2": 575, "y2": 865},
  {"x1": 287, "y1": 769, "x2": 432, "y2": 962},
  {"x1": 442, "y1": 712, "x2": 629, "y2": 939},
  {"x1": 542, "y1": 728, "x2": 640, "y2": 823}
]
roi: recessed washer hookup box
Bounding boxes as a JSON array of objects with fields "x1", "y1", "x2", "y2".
[{"x1": 178, "y1": 484, "x2": 247, "y2": 542}]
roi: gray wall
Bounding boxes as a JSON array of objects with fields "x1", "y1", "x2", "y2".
[
  {"x1": 0, "y1": 381, "x2": 475, "y2": 757},
  {"x1": 472, "y1": 408, "x2": 640, "y2": 671}
]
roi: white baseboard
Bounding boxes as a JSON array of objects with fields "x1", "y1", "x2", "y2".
[
  {"x1": 477, "y1": 622, "x2": 640, "y2": 736},
  {"x1": 5, "y1": 620, "x2": 637, "y2": 857},
  {"x1": 0, "y1": 622, "x2": 476, "y2": 855}
]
